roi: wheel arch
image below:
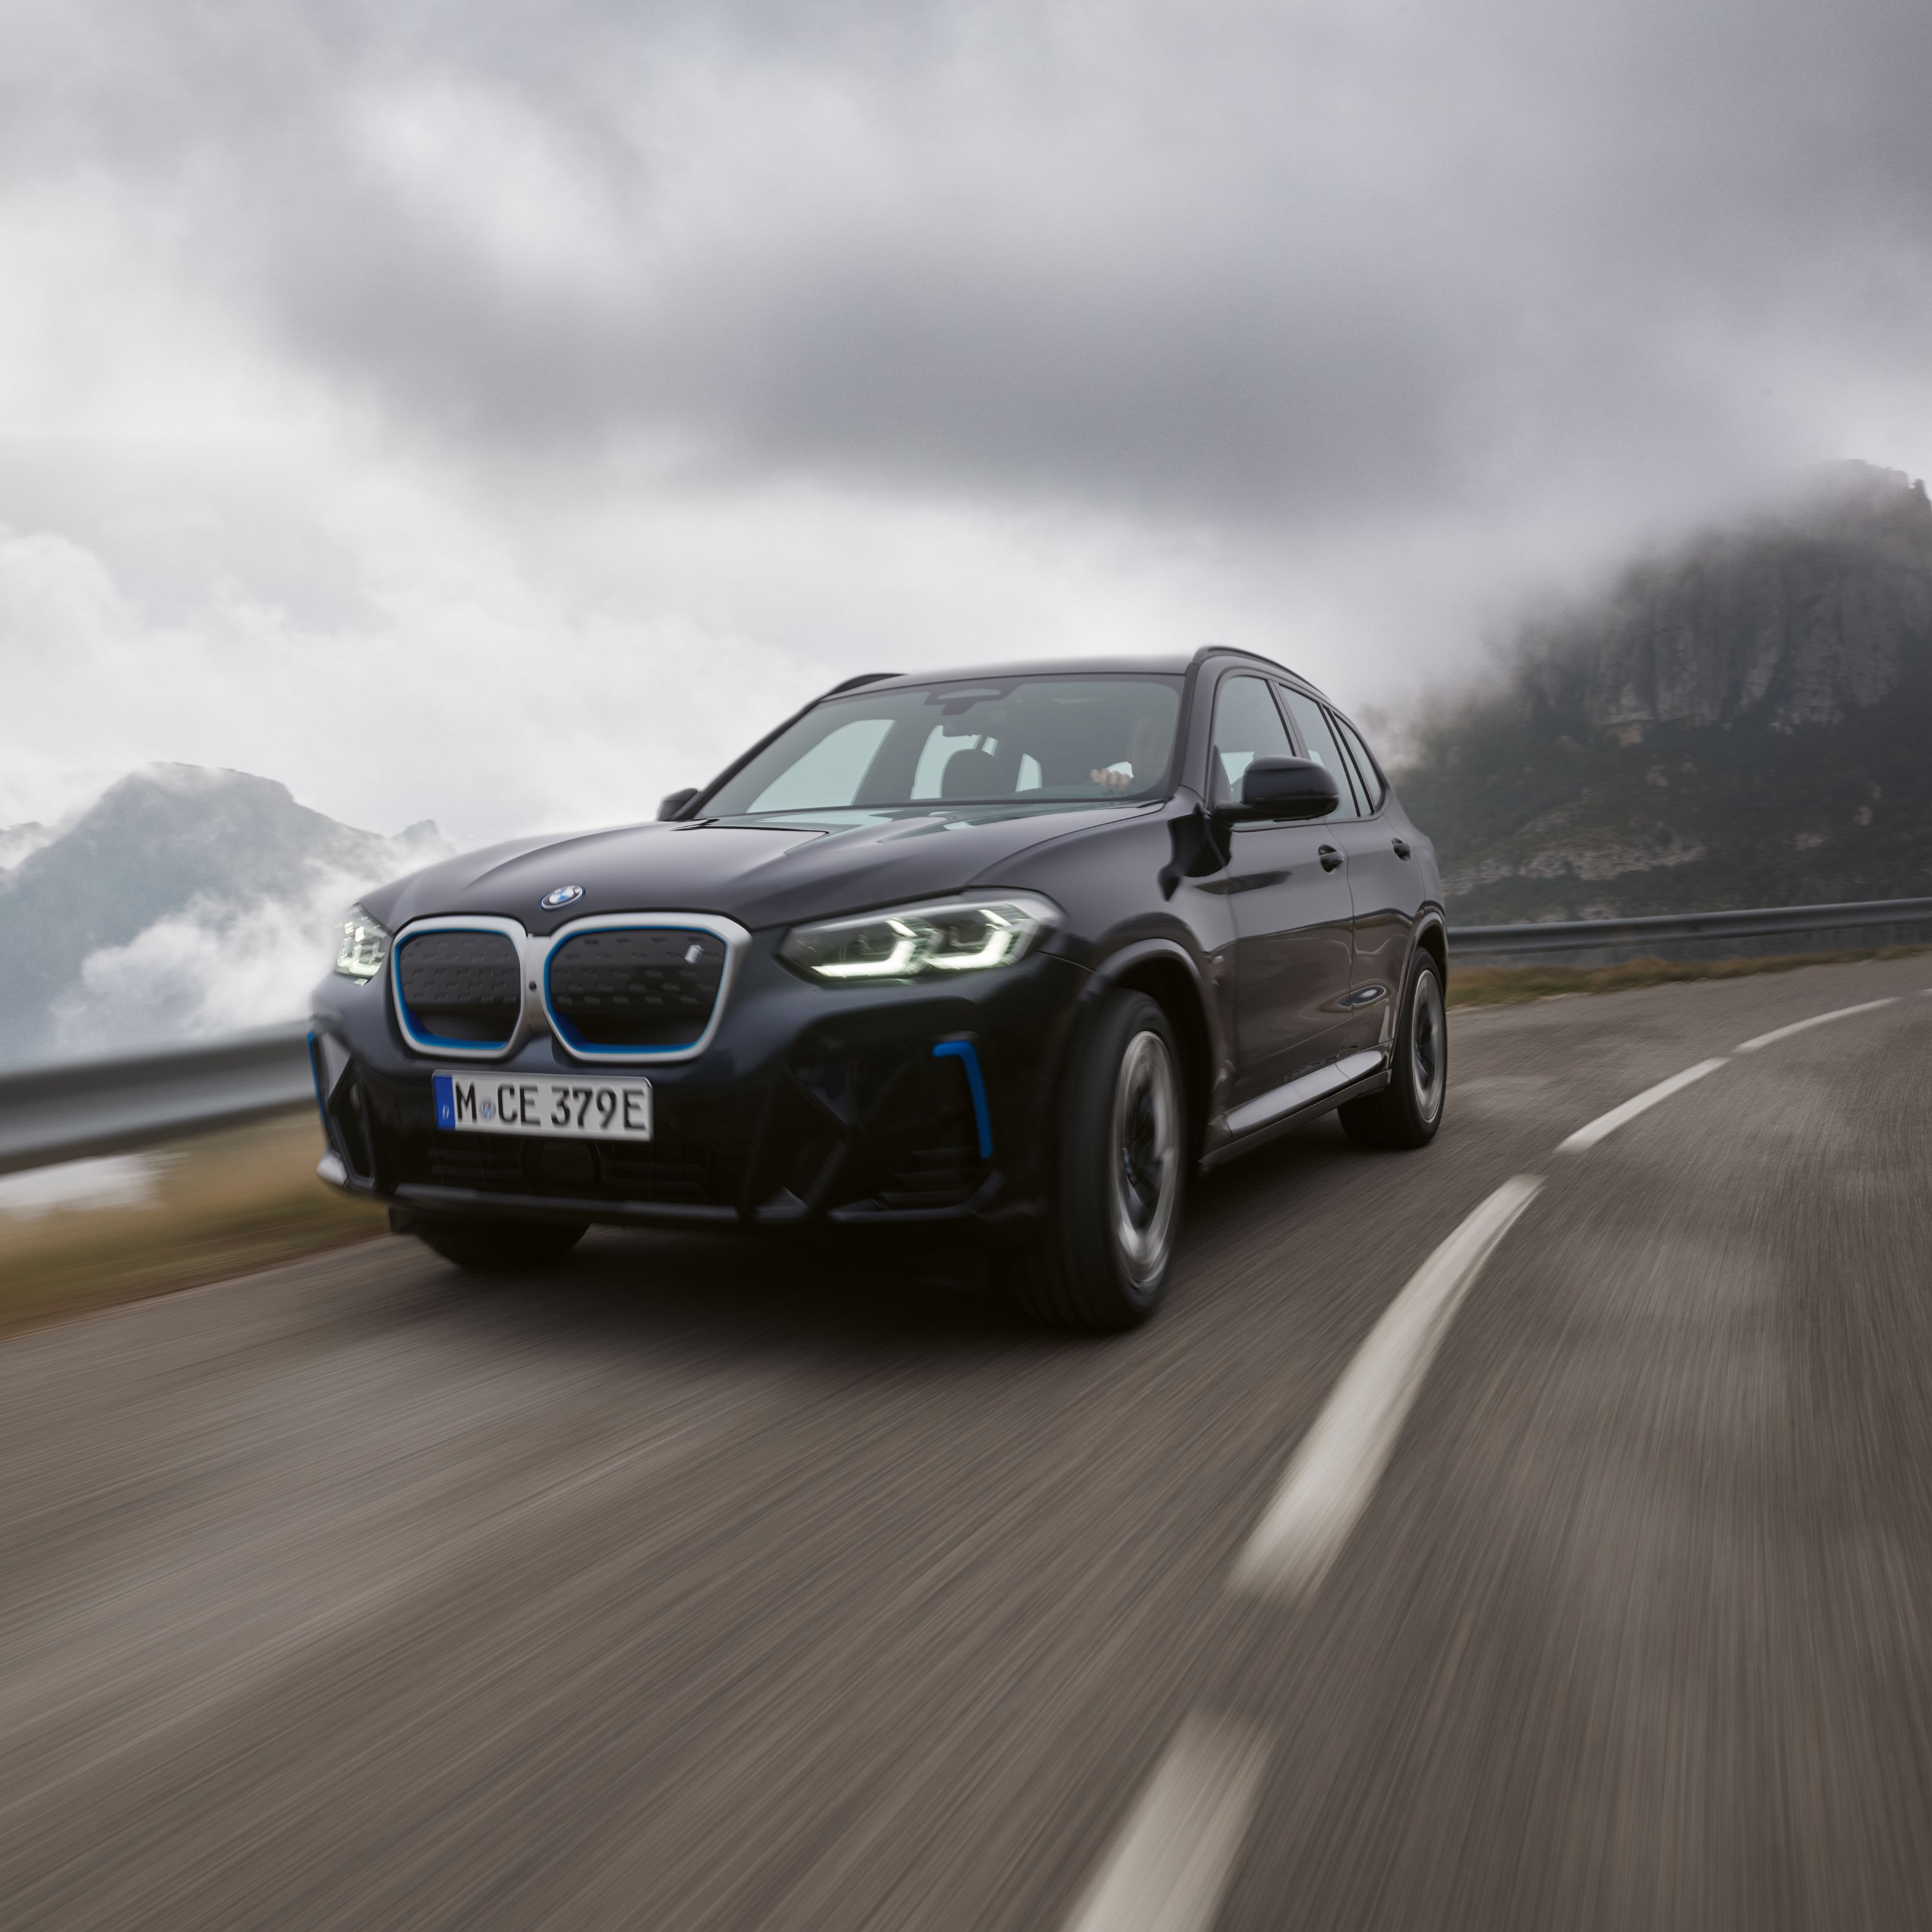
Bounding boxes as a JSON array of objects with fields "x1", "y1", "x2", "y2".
[
  {"x1": 1413, "y1": 908, "x2": 1448, "y2": 989},
  {"x1": 1079, "y1": 939, "x2": 1215, "y2": 1162}
]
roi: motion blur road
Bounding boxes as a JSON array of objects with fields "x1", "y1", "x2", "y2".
[{"x1": 4, "y1": 955, "x2": 1930, "y2": 1931}]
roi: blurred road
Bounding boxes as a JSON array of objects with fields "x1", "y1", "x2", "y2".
[{"x1": 3, "y1": 955, "x2": 1930, "y2": 1930}]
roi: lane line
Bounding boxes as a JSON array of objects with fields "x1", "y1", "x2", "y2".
[
  {"x1": 1229, "y1": 1175, "x2": 1544, "y2": 1603},
  {"x1": 1060, "y1": 1712, "x2": 1273, "y2": 1932},
  {"x1": 1557, "y1": 1059, "x2": 1727, "y2": 1152},
  {"x1": 1729, "y1": 996, "x2": 1902, "y2": 1054}
]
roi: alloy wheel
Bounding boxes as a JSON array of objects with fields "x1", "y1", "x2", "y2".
[
  {"x1": 1109, "y1": 1028, "x2": 1182, "y2": 1291},
  {"x1": 1410, "y1": 969, "x2": 1446, "y2": 1124}
]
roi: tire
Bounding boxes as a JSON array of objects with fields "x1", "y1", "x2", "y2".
[
  {"x1": 407, "y1": 1213, "x2": 588, "y2": 1273},
  {"x1": 1340, "y1": 953, "x2": 1447, "y2": 1150},
  {"x1": 1018, "y1": 990, "x2": 1187, "y2": 1331}
]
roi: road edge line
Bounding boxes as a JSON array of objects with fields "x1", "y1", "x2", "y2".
[
  {"x1": 1059, "y1": 1711, "x2": 1274, "y2": 1932},
  {"x1": 1228, "y1": 1174, "x2": 1544, "y2": 1605},
  {"x1": 1734, "y1": 996, "x2": 1900, "y2": 1054},
  {"x1": 1557, "y1": 1058, "x2": 1728, "y2": 1152}
]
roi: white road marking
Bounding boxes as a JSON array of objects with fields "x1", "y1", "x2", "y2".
[
  {"x1": 1557, "y1": 1058, "x2": 1728, "y2": 1152},
  {"x1": 1734, "y1": 997, "x2": 1900, "y2": 1053},
  {"x1": 1060, "y1": 1712, "x2": 1274, "y2": 1932},
  {"x1": 1229, "y1": 1175, "x2": 1544, "y2": 1603}
]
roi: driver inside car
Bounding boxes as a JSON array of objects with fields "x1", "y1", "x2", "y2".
[{"x1": 1090, "y1": 712, "x2": 1175, "y2": 790}]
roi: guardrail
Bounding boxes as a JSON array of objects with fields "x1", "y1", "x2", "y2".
[
  {"x1": 2, "y1": 893, "x2": 1928, "y2": 1179},
  {"x1": 0, "y1": 1025, "x2": 312, "y2": 1179},
  {"x1": 1446, "y1": 894, "x2": 1932, "y2": 963}
]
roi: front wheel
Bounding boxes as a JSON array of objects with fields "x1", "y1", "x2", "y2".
[
  {"x1": 1018, "y1": 990, "x2": 1186, "y2": 1331},
  {"x1": 1340, "y1": 954, "x2": 1447, "y2": 1150}
]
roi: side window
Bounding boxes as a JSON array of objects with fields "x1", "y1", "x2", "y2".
[
  {"x1": 1208, "y1": 676, "x2": 1294, "y2": 807},
  {"x1": 1331, "y1": 713, "x2": 1385, "y2": 812},
  {"x1": 1275, "y1": 687, "x2": 1363, "y2": 819}
]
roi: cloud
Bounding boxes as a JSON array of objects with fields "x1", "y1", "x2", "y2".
[
  {"x1": 46, "y1": 828, "x2": 451, "y2": 1057},
  {"x1": 1, "y1": 0, "x2": 1929, "y2": 837}
]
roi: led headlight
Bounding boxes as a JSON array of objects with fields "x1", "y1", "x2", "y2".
[
  {"x1": 334, "y1": 905, "x2": 392, "y2": 981},
  {"x1": 779, "y1": 893, "x2": 1059, "y2": 984}
]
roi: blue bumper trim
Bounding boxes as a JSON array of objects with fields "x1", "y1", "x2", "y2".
[
  {"x1": 306, "y1": 1030, "x2": 328, "y2": 1126},
  {"x1": 932, "y1": 1040, "x2": 992, "y2": 1159}
]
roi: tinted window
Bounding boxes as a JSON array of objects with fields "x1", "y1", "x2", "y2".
[
  {"x1": 705, "y1": 676, "x2": 1182, "y2": 815},
  {"x1": 1276, "y1": 687, "x2": 1363, "y2": 819},
  {"x1": 1208, "y1": 676, "x2": 1295, "y2": 807},
  {"x1": 1331, "y1": 712, "x2": 1385, "y2": 811}
]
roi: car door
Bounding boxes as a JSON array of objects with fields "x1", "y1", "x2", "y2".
[
  {"x1": 1274, "y1": 686, "x2": 1411, "y2": 1049},
  {"x1": 1206, "y1": 673, "x2": 1357, "y2": 1106}
]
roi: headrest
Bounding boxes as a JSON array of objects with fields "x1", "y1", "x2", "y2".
[{"x1": 940, "y1": 746, "x2": 1007, "y2": 799}]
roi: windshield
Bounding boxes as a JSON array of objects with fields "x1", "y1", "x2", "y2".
[{"x1": 701, "y1": 676, "x2": 1184, "y2": 817}]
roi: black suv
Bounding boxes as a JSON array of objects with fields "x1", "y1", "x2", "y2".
[{"x1": 310, "y1": 649, "x2": 1446, "y2": 1329}]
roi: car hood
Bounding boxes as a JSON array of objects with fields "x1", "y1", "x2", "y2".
[{"x1": 365, "y1": 804, "x2": 1144, "y2": 935}]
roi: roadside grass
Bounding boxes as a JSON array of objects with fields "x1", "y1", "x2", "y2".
[
  {"x1": 0, "y1": 1112, "x2": 384, "y2": 1336},
  {"x1": 1448, "y1": 943, "x2": 1931, "y2": 1009}
]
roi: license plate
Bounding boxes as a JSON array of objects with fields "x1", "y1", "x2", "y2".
[{"x1": 433, "y1": 1071, "x2": 652, "y2": 1141}]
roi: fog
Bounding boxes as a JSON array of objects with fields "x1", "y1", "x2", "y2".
[{"x1": 2, "y1": 0, "x2": 1929, "y2": 844}]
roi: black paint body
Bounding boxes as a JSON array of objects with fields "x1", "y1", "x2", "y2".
[{"x1": 308, "y1": 649, "x2": 1445, "y2": 1242}]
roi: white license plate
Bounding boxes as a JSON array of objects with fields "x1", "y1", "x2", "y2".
[{"x1": 433, "y1": 1070, "x2": 652, "y2": 1141}]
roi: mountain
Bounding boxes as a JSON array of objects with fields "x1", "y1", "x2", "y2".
[
  {"x1": 1394, "y1": 462, "x2": 1932, "y2": 923},
  {"x1": 0, "y1": 822, "x2": 54, "y2": 870},
  {"x1": 0, "y1": 766, "x2": 450, "y2": 1068}
]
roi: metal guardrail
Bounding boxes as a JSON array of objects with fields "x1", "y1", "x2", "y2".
[
  {"x1": 0, "y1": 893, "x2": 1927, "y2": 1180},
  {"x1": 1446, "y1": 894, "x2": 1932, "y2": 962},
  {"x1": 0, "y1": 1025, "x2": 312, "y2": 1179}
]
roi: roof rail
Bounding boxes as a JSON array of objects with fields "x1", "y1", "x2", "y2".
[
  {"x1": 823, "y1": 671, "x2": 899, "y2": 695},
  {"x1": 1188, "y1": 644, "x2": 1292, "y2": 674}
]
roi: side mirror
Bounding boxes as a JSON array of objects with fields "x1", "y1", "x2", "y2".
[
  {"x1": 1236, "y1": 757, "x2": 1338, "y2": 821},
  {"x1": 658, "y1": 786, "x2": 701, "y2": 821}
]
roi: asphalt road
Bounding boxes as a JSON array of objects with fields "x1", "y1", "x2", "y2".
[{"x1": 3, "y1": 954, "x2": 1930, "y2": 1931}]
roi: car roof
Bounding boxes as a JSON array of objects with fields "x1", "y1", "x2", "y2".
[{"x1": 829, "y1": 646, "x2": 1330, "y2": 699}]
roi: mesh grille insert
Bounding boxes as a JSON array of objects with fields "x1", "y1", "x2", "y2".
[
  {"x1": 547, "y1": 929, "x2": 727, "y2": 1049},
  {"x1": 397, "y1": 931, "x2": 521, "y2": 1044}
]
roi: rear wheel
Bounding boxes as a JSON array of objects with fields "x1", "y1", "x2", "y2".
[
  {"x1": 405, "y1": 1213, "x2": 588, "y2": 1273},
  {"x1": 1340, "y1": 954, "x2": 1447, "y2": 1150},
  {"x1": 1018, "y1": 990, "x2": 1186, "y2": 1331}
]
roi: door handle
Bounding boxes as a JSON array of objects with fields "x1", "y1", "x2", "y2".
[
  {"x1": 1391, "y1": 838, "x2": 1412, "y2": 859},
  {"x1": 1319, "y1": 845, "x2": 1344, "y2": 871}
]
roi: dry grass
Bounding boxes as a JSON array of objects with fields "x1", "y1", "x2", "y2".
[
  {"x1": 1448, "y1": 943, "x2": 1931, "y2": 1009},
  {"x1": 0, "y1": 1112, "x2": 385, "y2": 1336}
]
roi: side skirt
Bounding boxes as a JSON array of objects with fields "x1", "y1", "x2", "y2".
[{"x1": 1198, "y1": 1050, "x2": 1389, "y2": 1173}]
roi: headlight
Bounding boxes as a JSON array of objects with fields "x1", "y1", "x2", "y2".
[
  {"x1": 779, "y1": 893, "x2": 1059, "y2": 984},
  {"x1": 334, "y1": 905, "x2": 392, "y2": 981}
]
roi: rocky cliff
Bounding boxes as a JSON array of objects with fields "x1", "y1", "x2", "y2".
[{"x1": 1396, "y1": 464, "x2": 1932, "y2": 922}]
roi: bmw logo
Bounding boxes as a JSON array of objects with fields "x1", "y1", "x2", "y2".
[{"x1": 540, "y1": 885, "x2": 585, "y2": 909}]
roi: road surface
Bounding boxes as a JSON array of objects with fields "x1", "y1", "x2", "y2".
[{"x1": 3, "y1": 954, "x2": 1929, "y2": 1930}]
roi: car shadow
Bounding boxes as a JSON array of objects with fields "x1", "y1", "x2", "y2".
[{"x1": 393, "y1": 1111, "x2": 1379, "y2": 1368}]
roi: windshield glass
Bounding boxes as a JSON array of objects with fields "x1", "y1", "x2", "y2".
[{"x1": 701, "y1": 676, "x2": 1184, "y2": 817}]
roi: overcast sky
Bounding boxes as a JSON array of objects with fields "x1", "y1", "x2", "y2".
[{"x1": 2, "y1": 0, "x2": 1929, "y2": 846}]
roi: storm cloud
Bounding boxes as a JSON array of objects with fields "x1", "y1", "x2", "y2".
[{"x1": 1, "y1": 0, "x2": 1929, "y2": 838}]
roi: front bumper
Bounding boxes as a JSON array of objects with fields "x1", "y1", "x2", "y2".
[{"x1": 309, "y1": 933, "x2": 1089, "y2": 1237}]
